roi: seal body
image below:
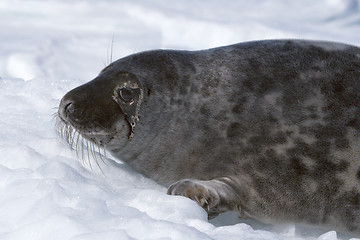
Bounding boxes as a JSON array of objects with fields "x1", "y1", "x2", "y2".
[{"x1": 58, "y1": 40, "x2": 360, "y2": 235}]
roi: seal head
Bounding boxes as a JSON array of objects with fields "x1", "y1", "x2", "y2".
[{"x1": 58, "y1": 71, "x2": 144, "y2": 147}]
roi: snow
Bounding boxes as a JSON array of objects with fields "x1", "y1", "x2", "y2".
[{"x1": 0, "y1": 0, "x2": 360, "y2": 239}]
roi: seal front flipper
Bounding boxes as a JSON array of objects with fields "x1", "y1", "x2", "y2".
[{"x1": 167, "y1": 177, "x2": 242, "y2": 219}]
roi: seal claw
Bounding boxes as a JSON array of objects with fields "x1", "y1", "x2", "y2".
[{"x1": 167, "y1": 179, "x2": 221, "y2": 217}]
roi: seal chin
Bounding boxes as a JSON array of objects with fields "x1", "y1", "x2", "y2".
[
  {"x1": 55, "y1": 97, "x2": 130, "y2": 167},
  {"x1": 55, "y1": 112, "x2": 120, "y2": 170}
]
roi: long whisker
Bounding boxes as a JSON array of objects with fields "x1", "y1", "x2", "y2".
[
  {"x1": 75, "y1": 131, "x2": 81, "y2": 160},
  {"x1": 53, "y1": 112, "x2": 107, "y2": 173},
  {"x1": 92, "y1": 142, "x2": 104, "y2": 174},
  {"x1": 98, "y1": 144, "x2": 107, "y2": 165},
  {"x1": 86, "y1": 139, "x2": 93, "y2": 170},
  {"x1": 110, "y1": 33, "x2": 114, "y2": 64}
]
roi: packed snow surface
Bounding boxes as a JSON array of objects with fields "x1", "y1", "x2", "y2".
[{"x1": 1, "y1": 0, "x2": 360, "y2": 239}]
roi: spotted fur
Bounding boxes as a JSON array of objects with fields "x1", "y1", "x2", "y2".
[{"x1": 58, "y1": 40, "x2": 360, "y2": 235}]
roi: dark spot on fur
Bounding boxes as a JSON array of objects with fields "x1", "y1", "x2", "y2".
[
  {"x1": 356, "y1": 167, "x2": 360, "y2": 180},
  {"x1": 335, "y1": 137, "x2": 350, "y2": 149},
  {"x1": 179, "y1": 77, "x2": 191, "y2": 95},
  {"x1": 245, "y1": 131, "x2": 288, "y2": 150},
  {"x1": 215, "y1": 110, "x2": 228, "y2": 121},
  {"x1": 305, "y1": 105, "x2": 318, "y2": 113},
  {"x1": 200, "y1": 104, "x2": 211, "y2": 116},
  {"x1": 232, "y1": 97, "x2": 248, "y2": 114},
  {"x1": 190, "y1": 84, "x2": 199, "y2": 94},
  {"x1": 308, "y1": 113, "x2": 319, "y2": 119},
  {"x1": 227, "y1": 122, "x2": 243, "y2": 138},
  {"x1": 273, "y1": 131, "x2": 287, "y2": 144},
  {"x1": 170, "y1": 99, "x2": 182, "y2": 105},
  {"x1": 336, "y1": 159, "x2": 350, "y2": 172},
  {"x1": 336, "y1": 191, "x2": 360, "y2": 232},
  {"x1": 200, "y1": 87, "x2": 211, "y2": 98},
  {"x1": 290, "y1": 157, "x2": 309, "y2": 175}
]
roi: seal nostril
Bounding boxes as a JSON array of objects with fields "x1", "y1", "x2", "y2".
[
  {"x1": 64, "y1": 101, "x2": 74, "y2": 114},
  {"x1": 58, "y1": 99, "x2": 75, "y2": 122}
]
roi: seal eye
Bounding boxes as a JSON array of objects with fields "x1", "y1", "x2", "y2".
[{"x1": 119, "y1": 88, "x2": 133, "y2": 103}]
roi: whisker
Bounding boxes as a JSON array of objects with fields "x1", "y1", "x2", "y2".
[
  {"x1": 75, "y1": 131, "x2": 81, "y2": 159},
  {"x1": 110, "y1": 33, "x2": 114, "y2": 64},
  {"x1": 51, "y1": 112, "x2": 59, "y2": 119},
  {"x1": 97, "y1": 144, "x2": 107, "y2": 166},
  {"x1": 81, "y1": 136, "x2": 86, "y2": 167},
  {"x1": 92, "y1": 143, "x2": 104, "y2": 175},
  {"x1": 86, "y1": 139, "x2": 93, "y2": 170},
  {"x1": 90, "y1": 140, "x2": 97, "y2": 161},
  {"x1": 54, "y1": 111, "x2": 108, "y2": 173}
]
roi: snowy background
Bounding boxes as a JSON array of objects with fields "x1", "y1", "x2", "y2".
[{"x1": 1, "y1": 0, "x2": 360, "y2": 239}]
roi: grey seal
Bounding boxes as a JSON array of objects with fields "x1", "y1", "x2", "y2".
[{"x1": 57, "y1": 40, "x2": 360, "y2": 236}]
